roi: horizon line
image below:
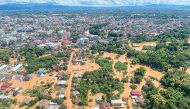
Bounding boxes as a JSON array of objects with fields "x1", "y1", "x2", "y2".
[{"x1": 0, "y1": 2, "x2": 190, "y2": 7}]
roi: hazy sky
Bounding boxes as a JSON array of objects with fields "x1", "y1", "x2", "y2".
[{"x1": 1, "y1": 0, "x2": 190, "y2": 6}]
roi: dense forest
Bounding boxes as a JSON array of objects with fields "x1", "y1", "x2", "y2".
[
  {"x1": 20, "y1": 46, "x2": 70, "y2": 74},
  {"x1": 91, "y1": 40, "x2": 127, "y2": 55},
  {"x1": 127, "y1": 40, "x2": 190, "y2": 71},
  {"x1": 0, "y1": 49, "x2": 12, "y2": 64}
]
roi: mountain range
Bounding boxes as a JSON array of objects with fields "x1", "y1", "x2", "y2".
[
  {"x1": 1, "y1": 0, "x2": 190, "y2": 6},
  {"x1": 0, "y1": 3, "x2": 190, "y2": 11}
]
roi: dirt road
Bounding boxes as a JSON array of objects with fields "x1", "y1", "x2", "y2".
[{"x1": 65, "y1": 51, "x2": 75, "y2": 109}]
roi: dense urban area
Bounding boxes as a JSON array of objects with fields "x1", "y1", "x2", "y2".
[{"x1": 0, "y1": 9, "x2": 190, "y2": 109}]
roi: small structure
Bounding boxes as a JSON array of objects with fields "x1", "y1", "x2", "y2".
[
  {"x1": 55, "y1": 73, "x2": 64, "y2": 80},
  {"x1": 0, "y1": 65, "x2": 9, "y2": 73},
  {"x1": 0, "y1": 82, "x2": 14, "y2": 94},
  {"x1": 0, "y1": 94, "x2": 8, "y2": 99},
  {"x1": 37, "y1": 70, "x2": 46, "y2": 77},
  {"x1": 49, "y1": 72, "x2": 59, "y2": 76},
  {"x1": 72, "y1": 91, "x2": 80, "y2": 97},
  {"x1": 99, "y1": 102, "x2": 110, "y2": 109},
  {"x1": 96, "y1": 96, "x2": 103, "y2": 104},
  {"x1": 73, "y1": 73, "x2": 82, "y2": 78},
  {"x1": 56, "y1": 80, "x2": 67, "y2": 86},
  {"x1": 92, "y1": 106, "x2": 100, "y2": 109},
  {"x1": 23, "y1": 98, "x2": 32, "y2": 105},
  {"x1": 77, "y1": 37, "x2": 89, "y2": 47},
  {"x1": 51, "y1": 65, "x2": 59, "y2": 71},
  {"x1": 48, "y1": 102, "x2": 60, "y2": 109},
  {"x1": 131, "y1": 90, "x2": 143, "y2": 104},
  {"x1": 0, "y1": 76, "x2": 5, "y2": 82},
  {"x1": 22, "y1": 74, "x2": 31, "y2": 81},
  {"x1": 56, "y1": 92, "x2": 65, "y2": 98},
  {"x1": 45, "y1": 42, "x2": 59, "y2": 50},
  {"x1": 11, "y1": 64, "x2": 23, "y2": 73},
  {"x1": 111, "y1": 99, "x2": 126, "y2": 108},
  {"x1": 131, "y1": 90, "x2": 141, "y2": 96},
  {"x1": 62, "y1": 39, "x2": 72, "y2": 45},
  {"x1": 36, "y1": 99, "x2": 50, "y2": 108},
  {"x1": 88, "y1": 34, "x2": 100, "y2": 42}
]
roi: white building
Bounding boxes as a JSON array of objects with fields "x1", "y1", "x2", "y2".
[
  {"x1": 111, "y1": 99, "x2": 126, "y2": 108},
  {"x1": 0, "y1": 65, "x2": 9, "y2": 73},
  {"x1": 11, "y1": 64, "x2": 23, "y2": 72}
]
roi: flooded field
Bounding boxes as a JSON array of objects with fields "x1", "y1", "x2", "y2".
[
  {"x1": 8, "y1": 51, "x2": 164, "y2": 109},
  {"x1": 72, "y1": 60, "x2": 100, "y2": 74},
  {"x1": 86, "y1": 92, "x2": 104, "y2": 109},
  {"x1": 10, "y1": 74, "x2": 58, "y2": 102},
  {"x1": 130, "y1": 42, "x2": 157, "y2": 51},
  {"x1": 102, "y1": 52, "x2": 164, "y2": 109}
]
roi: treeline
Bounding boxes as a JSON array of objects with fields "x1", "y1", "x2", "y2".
[
  {"x1": 20, "y1": 46, "x2": 49, "y2": 60},
  {"x1": 0, "y1": 99, "x2": 17, "y2": 109},
  {"x1": 20, "y1": 46, "x2": 70, "y2": 74},
  {"x1": 91, "y1": 41, "x2": 127, "y2": 55},
  {"x1": 128, "y1": 41, "x2": 190, "y2": 71},
  {"x1": 0, "y1": 49, "x2": 12, "y2": 63},
  {"x1": 89, "y1": 24, "x2": 107, "y2": 37},
  {"x1": 158, "y1": 26, "x2": 190, "y2": 40},
  {"x1": 130, "y1": 34, "x2": 155, "y2": 43},
  {"x1": 26, "y1": 56, "x2": 58, "y2": 74}
]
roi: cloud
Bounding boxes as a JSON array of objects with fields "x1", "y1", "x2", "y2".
[{"x1": 1, "y1": 0, "x2": 190, "y2": 6}]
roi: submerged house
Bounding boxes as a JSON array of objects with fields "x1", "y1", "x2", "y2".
[
  {"x1": 36, "y1": 99, "x2": 50, "y2": 108},
  {"x1": 0, "y1": 94, "x2": 8, "y2": 99},
  {"x1": 23, "y1": 98, "x2": 32, "y2": 105},
  {"x1": 99, "y1": 102, "x2": 110, "y2": 109},
  {"x1": 131, "y1": 90, "x2": 143, "y2": 104},
  {"x1": 37, "y1": 70, "x2": 47, "y2": 77},
  {"x1": 57, "y1": 80, "x2": 67, "y2": 86},
  {"x1": 0, "y1": 82, "x2": 14, "y2": 94}
]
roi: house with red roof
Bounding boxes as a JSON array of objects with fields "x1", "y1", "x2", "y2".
[
  {"x1": 55, "y1": 73, "x2": 64, "y2": 80},
  {"x1": 131, "y1": 90, "x2": 141, "y2": 96},
  {"x1": 131, "y1": 90, "x2": 143, "y2": 104},
  {"x1": 0, "y1": 82, "x2": 15, "y2": 94},
  {"x1": 61, "y1": 39, "x2": 72, "y2": 45}
]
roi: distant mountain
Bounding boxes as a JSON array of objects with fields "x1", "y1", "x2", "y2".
[
  {"x1": 1, "y1": 0, "x2": 190, "y2": 6},
  {"x1": 0, "y1": 3, "x2": 190, "y2": 11}
]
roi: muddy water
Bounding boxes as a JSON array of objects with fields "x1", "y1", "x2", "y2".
[
  {"x1": 10, "y1": 74, "x2": 57, "y2": 101},
  {"x1": 102, "y1": 52, "x2": 164, "y2": 109},
  {"x1": 72, "y1": 60, "x2": 100, "y2": 74},
  {"x1": 64, "y1": 51, "x2": 75, "y2": 109},
  {"x1": 86, "y1": 92, "x2": 104, "y2": 109},
  {"x1": 10, "y1": 51, "x2": 164, "y2": 109}
]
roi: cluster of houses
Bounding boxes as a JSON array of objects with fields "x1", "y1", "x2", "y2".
[
  {"x1": 0, "y1": 82, "x2": 14, "y2": 95},
  {"x1": 131, "y1": 90, "x2": 143, "y2": 104},
  {"x1": 0, "y1": 64, "x2": 23, "y2": 82},
  {"x1": 71, "y1": 72, "x2": 83, "y2": 105},
  {"x1": 23, "y1": 98, "x2": 61, "y2": 109},
  {"x1": 92, "y1": 98, "x2": 127, "y2": 109},
  {"x1": 0, "y1": 64, "x2": 23, "y2": 74},
  {"x1": 91, "y1": 89, "x2": 143, "y2": 109},
  {"x1": 0, "y1": 63, "x2": 27, "y2": 100}
]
